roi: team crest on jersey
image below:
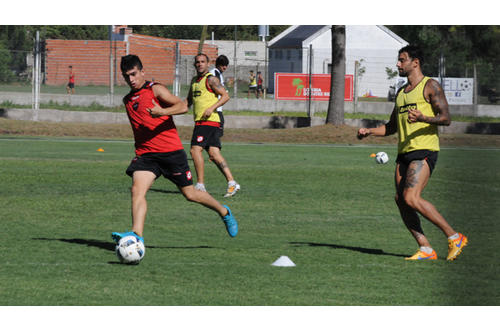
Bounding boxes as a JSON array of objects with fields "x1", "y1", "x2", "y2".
[
  {"x1": 197, "y1": 136, "x2": 204, "y2": 143},
  {"x1": 186, "y1": 171, "x2": 192, "y2": 180}
]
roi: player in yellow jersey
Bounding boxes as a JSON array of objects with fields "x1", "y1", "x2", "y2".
[
  {"x1": 357, "y1": 45, "x2": 468, "y2": 261},
  {"x1": 186, "y1": 54, "x2": 240, "y2": 197}
]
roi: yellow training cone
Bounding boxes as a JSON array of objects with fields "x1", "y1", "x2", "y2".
[
  {"x1": 97, "y1": 148, "x2": 104, "y2": 152},
  {"x1": 370, "y1": 153, "x2": 376, "y2": 158}
]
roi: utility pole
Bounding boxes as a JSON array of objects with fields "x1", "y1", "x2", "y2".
[
  {"x1": 109, "y1": 25, "x2": 114, "y2": 106},
  {"x1": 33, "y1": 30, "x2": 40, "y2": 121}
]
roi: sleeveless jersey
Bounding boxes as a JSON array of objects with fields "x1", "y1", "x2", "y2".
[
  {"x1": 123, "y1": 81, "x2": 183, "y2": 156},
  {"x1": 191, "y1": 72, "x2": 220, "y2": 123},
  {"x1": 395, "y1": 76, "x2": 440, "y2": 154}
]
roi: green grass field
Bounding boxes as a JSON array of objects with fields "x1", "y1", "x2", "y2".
[{"x1": 0, "y1": 136, "x2": 499, "y2": 306}]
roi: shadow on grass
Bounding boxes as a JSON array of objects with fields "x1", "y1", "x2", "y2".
[
  {"x1": 290, "y1": 241, "x2": 408, "y2": 258},
  {"x1": 32, "y1": 238, "x2": 214, "y2": 251}
]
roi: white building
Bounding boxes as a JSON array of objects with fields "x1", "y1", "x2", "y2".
[{"x1": 268, "y1": 25, "x2": 408, "y2": 98}]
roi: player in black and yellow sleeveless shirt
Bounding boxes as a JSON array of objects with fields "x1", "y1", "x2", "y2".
[
  {"x1": 357, "y1": 45, "x2": 468, "y2": 261},
  {"x1": 187, "y1": 53, "x2": 240, "y2": 197}
]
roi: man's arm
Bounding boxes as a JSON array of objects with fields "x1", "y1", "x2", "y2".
[
  {"x1": 185, "y1": 85, "x2": 193, "y2": 108},
  {"x1": 408, "y1": 79, "x2": 451, "y2": 126},
  {"x1": 357, "y1": 106, "x2": 398, "y2": 139},
  {"x1": 147, "y1": 84, "x2": 188, "y2": 117},
  {"x1": 201, "y1": 76, "x2": 230, "y2": 118}
]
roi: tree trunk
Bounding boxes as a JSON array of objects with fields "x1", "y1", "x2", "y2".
[
  {"x1": 326, "y1": 25, "x2": 346, "y2": 125},
  {"x1": 198, "y1": 25, "x2": 208, "y2": 54}
]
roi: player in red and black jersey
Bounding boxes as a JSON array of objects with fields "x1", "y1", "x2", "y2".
[{"x1": 111, "y1": 55, "x2": 238, "y2": 248}]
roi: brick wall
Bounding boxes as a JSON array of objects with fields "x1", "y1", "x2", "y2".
[{"x1": 45, "y1": 34, "x2": 218, "y2": 87}]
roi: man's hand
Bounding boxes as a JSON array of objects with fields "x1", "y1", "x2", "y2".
[
  {"x1": 357, "y1": 128, "x2": 370, "y2": 140},
  {"x1": 202, "y1": 107, "x2": 215, "y2": 119},
  {"x1": 407, "y1": 108, "x2": 424, "y2": 123},
  {"x1": 147, "y1": 99, "x2": 164, "y2": 117}
]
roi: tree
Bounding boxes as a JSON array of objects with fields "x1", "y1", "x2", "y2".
[
  {"x1": 198, "y1": 25, "x2": 208, "y2": 54},
  {"x1": 326, "y1": 25, "x2": 345, "y2": 125},
  {"x1": 0, "y1": 42, "x2": 14, "y2": 82}
]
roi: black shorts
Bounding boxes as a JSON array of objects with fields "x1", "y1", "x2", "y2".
[
  {"x1": 217, "y1": 111, "x2": 224, "y2": 136},
  {"x1": 67, "y1": 83, "x2": 74, "y2": 89},
  {"x1": 396, "y1": 150, "x2": 438, "y2": 176},
  {"x1": 191, "y1": 125, "x2": 222, "y2": 150},
  {"x1": 126, "y1": 149, "x2": 193, "y2": 187}
]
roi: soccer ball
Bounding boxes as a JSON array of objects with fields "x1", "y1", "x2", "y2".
[
  {"x1": 115, "y1": 236, "x2": 145, "y2": 264},
  {"x1": 375, "y1": 152, "x2": 389, "y2": 164}
]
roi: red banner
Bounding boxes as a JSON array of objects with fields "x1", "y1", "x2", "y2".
[{"x1": 274, "y1": 73, "x2": 353, "y2": 101}]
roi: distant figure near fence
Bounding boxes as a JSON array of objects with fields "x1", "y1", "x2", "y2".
[{"x1": 66, "y1": 66, "x2": 75, "y2": 94}]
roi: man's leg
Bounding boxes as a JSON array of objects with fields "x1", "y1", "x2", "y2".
[
  {"x1": 190, "y1": 145, "x2": 206, "y2": 186},
  {"x1": 208, "y1": 146, "x2": 234, "y2": 182},
  {"x1": 179, "y1": 185, "x2": 238, "y2": 237},
  {"x1": 208, "y1": 146, "x2": 240, "y2": 197},
  {"x1": 401, "y1": 160, "x2": 456, "y2": 237},
  {"x1": 130, "y1": 170, "x2": 156, "y2": 237},
  {"x1": 395, "y1": 163, "x2": 432, "y2": 248}
]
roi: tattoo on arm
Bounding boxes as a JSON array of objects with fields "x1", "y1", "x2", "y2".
[
  {"x1": 405, "y1": 160, "x2": 424, "y2": 188},
  {"x1": 426, "y1": 80, "x2": 451, "y2": 125},
  {"x1": 208, "y1": 76, "x2": 224, "y2": 95}
]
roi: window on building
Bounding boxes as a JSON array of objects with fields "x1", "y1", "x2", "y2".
[
  {"x1": 276, "y1": 50, "x2": 283, "y2": 59},
  {"x1": 286, "y1": 50, "x2": 291, "y2": 60},
  {"x1": 269, "y1": 50, "x2": 273, "y2": 59},
  {"x1": 245, "y1": 51, "x2": 257, "y2": 57}
]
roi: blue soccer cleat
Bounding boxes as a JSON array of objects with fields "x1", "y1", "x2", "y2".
[
  {"x1": 111, "y1": 231, "x2": 144, "y2": 244},
  {"x1": 221, "y1": 205, "x2": 238, "y2": 237}
]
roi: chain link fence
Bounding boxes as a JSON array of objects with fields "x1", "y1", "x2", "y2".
[{"x1": 1, "y1": 30, "x2": 500, "y2": 110}]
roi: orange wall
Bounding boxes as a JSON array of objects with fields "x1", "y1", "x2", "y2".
[{"x1": 45, "y1": 34, "x2": 218, "y2": 86}]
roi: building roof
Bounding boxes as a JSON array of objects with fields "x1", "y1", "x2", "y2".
[
  {"x1": 268, "y1": 25, "x2": 325, "y2": 48},
  {"x1": 269, "y1": 25, "x2": 407, "y2": 49}
]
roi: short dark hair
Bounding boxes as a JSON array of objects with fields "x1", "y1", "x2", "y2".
[
  {"x1": 121, "y1": 54, "x2": 143, "y2": 72},
  {"x1": 194, "y1": 53, "x2": 209, "y2": 63},
  {"x1": 399, "y1": 45, "x2": 424, "y2": 66},
  {"x1": 215, "y1": 55, "x2": 229, "y2": 67}
]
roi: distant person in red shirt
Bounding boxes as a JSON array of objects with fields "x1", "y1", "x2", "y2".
[
  {"x1": 111, "y1": 54, "x2": 238, "y2": 248},
  {"x1": 66, "y1": 66, "x2": 75, "y2": 94},
  {"x1": 256, "y1": 71, "x2": 264, "y2": 99}
]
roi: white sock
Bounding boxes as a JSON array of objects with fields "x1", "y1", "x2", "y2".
[
  {"x1": 228, "y1": 180, "x2": 236, "y2": 186},
  {"x1": 448, "y1": 233, "x2": 459, "y2": 240},
  {"x1": 420, "y1": 246, "x2": 434, "y2": 254}
]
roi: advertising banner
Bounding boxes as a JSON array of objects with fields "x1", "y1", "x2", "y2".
[
  {"x1": 432, "y1": 77, "x2": 474, "y2": 105},
  {"x1": 275, "y1": 73, "x2": 354, "y2": 101}
]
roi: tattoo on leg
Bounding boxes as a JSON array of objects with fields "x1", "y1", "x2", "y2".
[
  {"x1": 405, "y1": 161, "x2": 424, "y2": 188},
  {"x1": 215, "y1": 161, "x2": 228, "y2": 170}
]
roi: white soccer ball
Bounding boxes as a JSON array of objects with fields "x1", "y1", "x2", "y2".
[
  {"x1": 375, "y1": 151, "x2": 389, "y2": 164},
  {"x1": 115, "y1": 236, "x2": 145, "y2": 264}
]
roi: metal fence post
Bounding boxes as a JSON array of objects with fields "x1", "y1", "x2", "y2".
[
  {"x1": 174, "y1": 42, "x2": 180, "y2": 96},
  {"x1": 354, "y1": 60, "x2": 359, "y2": 114}
]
